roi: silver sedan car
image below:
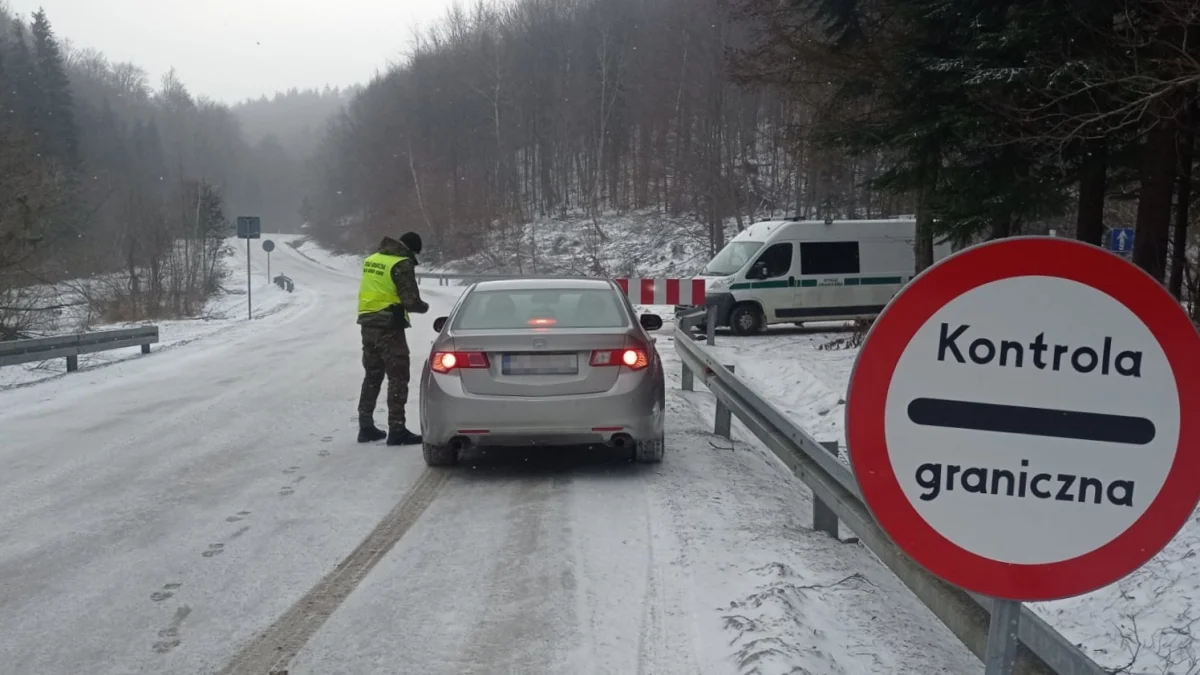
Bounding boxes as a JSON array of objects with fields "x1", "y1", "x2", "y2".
[{"x1": 418, "y1": 278, "x2": 666, "y2": 466}]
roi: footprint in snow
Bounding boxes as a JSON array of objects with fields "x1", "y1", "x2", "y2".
[
  {"x1": 202, "y1": 544, "x2": 225, "y2": 558},
  {"x1": 150, "y1": 583, "x2": 181, "y2": 602},
  {"x1": 279, "y1": 486, "x2": 295, "y2": 497},
  {"x1": 225, "y1": 510, "x2": 251, "y2": 522}
]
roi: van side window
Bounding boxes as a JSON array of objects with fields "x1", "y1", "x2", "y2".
[
  {"x1": 749, "y1": 243, "x2": 793, "y2": 279},
  {"x1": 800, "y1": 241, "x2": 860, "y2": 275}
]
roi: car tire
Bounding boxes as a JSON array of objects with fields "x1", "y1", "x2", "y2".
[
  {"x1": 634, "y1": 434, "x2": 665, "y2": 463},
  {"x1": 729, "y1": 303, "x2": 764, "y2": 336},
  {"x1": 422, "y1": 443, "x2": 458, "y2": 467}
]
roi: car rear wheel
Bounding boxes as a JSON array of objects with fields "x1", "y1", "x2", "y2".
[
  {"x1": 634, "y1": 434, "x2": 665, "y2": 463},
  {"x1": 422, "y1": 443, "x2": 458, "y2": 467}
]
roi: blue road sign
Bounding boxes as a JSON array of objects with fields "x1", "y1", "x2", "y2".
[
  {"x1": 237, "y1": 216, "x2": 261, "y2": 239},
  {"x1": 1109, "y1": 228, "x2": 1134, "y2": 254}
]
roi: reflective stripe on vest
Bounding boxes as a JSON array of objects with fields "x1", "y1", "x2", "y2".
[{"x1": 358, "y1": 253, "x2": 409, "y2": 323}]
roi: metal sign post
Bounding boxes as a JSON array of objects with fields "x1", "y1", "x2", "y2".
[
  {"x1": 236, "y1": 217, "x2": 261, "y2": 320},
  {"x1": 263, "y1": 239, "x2": 275, "y2": 282},
  {"x1": 984, "y1": 598, "x2": 1021, "y2": 674}
]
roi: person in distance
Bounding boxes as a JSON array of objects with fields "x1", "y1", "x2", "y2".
[{"x1": 356, "y1": 231, "x2": 429, "y2": 446}]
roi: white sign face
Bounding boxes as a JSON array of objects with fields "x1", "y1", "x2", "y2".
[{"x1": 884, "y1": 275, "x2": 1178, "y2": 565}]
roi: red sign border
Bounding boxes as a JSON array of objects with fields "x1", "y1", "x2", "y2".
[{"x1": 846, "y1": 236, "x2": 1200, "y2": 601}]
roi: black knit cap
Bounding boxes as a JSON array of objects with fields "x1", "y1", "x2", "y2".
[{"x1": 399, "y1": 232, "x2": 423, "y2": 254}]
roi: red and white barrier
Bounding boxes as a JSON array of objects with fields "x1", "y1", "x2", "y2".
[{"x1": 614, "y1": 278, "x2": 707, "y2": 306}]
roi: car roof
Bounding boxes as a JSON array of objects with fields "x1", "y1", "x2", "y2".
[{"x1": 470, "y1": 277, "x2": 616, "y2": 292}]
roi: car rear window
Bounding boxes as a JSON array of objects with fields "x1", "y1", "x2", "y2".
[{"x1": 453, "y1": 288, "x2": 629, "y2": 330}]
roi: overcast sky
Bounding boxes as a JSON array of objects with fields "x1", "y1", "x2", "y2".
[{"x1": 5, "y1": 0, "x2": 457, "y2": 103}]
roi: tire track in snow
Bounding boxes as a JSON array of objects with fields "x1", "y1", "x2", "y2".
[{"x1": 217, "y1": 468, "x2": 448, "y2": 675}]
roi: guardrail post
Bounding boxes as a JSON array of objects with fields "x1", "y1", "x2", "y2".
[
  {"x1": 66, "y1": 355, "x2": 78, "y2": 372},
  {"x1": 141, "y1": 344, "x2": 151, "y2": 355},
  {"x1": 681, "y1": 363, "x2": 694, "y2": 391},
  {"x1": 706, "y1": 305, "x2": 717, "y2": 346},
  {"x1": 813, "y1": 441, "x2": 841, "y2": 538},
  {"x1": 714, "y1": 364, "x2": 735, "y2": 438}
]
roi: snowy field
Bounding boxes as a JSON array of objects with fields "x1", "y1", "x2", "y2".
[
  {"x1": 709, "y1": 325, "x2": 1200, "y2": 674},
  {"x1": 0, "y1": 237, "x2": 310, "y2": 390},
  {"x1": 0, "y1": 233, "x2": 987, "y2": 675}
]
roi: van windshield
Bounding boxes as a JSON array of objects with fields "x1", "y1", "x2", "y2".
[{"x1": 703, "y1": 241, "x2": 763, "y2": 276}]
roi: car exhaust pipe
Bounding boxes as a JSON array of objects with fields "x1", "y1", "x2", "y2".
[
  {"x1": 610, "y1": 433, "x2": 634, "y2": 449},
  {"x1": 449, "y1": 436, "x2": 470, "y2": 452}
]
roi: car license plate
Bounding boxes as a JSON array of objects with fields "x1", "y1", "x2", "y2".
[{"x1": 502, "y1": 353, "x2": 578, "y2": 375}]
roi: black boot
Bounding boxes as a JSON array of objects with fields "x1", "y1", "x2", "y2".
[
  {"x1": 357, "y1": 418, "x2": 387, "y2": 443},
  {"x1": 386, "y1": 426, "x2": 423, "y2": 446}
]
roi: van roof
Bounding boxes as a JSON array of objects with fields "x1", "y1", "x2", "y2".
[{"x1": 732, "y1": 217, "x2": 916, "y2": 243}]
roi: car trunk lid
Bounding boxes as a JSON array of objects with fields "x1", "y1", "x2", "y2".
[{"x1": 448, "y1": 328, "x2": 634, "y2": 397}]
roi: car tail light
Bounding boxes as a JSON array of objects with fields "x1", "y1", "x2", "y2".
[
  {"x1": 431, "y1": 351, "x2": 490, "y2": 373},
  {"x1": 590, "y1": 347, "x2": 650, "y2": 371},
  {"x1": 527, "y1": 317, "x2": 557, "y2": 327}
]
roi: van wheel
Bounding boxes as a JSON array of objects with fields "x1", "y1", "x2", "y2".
[{"x1": 729, "y1": 304, "x2": 764, "y2": 336}]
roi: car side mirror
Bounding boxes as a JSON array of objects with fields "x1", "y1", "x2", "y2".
[
  {"x1": 640, "y1": 313, "x2": 663, "y2": 331},
  {"x1": 433, "y1": 316, "x2": 448, "y2": 332}
]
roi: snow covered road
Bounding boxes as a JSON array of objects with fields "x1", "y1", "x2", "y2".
[{"x1": 0, "y1": 241, "x2": 980, "y2": 675}]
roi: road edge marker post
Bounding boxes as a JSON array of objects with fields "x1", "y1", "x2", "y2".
[{"x1": 845, "y1": 237, "x2": 1200, "y2": 675}]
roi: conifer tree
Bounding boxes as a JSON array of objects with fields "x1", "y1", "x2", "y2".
[{"x1": 29, "y1": 9, "x2": 77, "y2": 164}]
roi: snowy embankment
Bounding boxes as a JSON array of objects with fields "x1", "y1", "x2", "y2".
[
  {"x1": 0, "y1": 235, "x2": 309, "y2": 390},
  {"x1": 286, "y1": 237, "x2": 363, "y2": 278},
  {"x1": 301, "y1": 209, "x2": 720, "y2": 281},
  {"x1": 712, "y1": 327, "x2": 1200, "y2": 674}
]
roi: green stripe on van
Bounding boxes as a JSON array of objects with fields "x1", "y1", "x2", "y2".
[
  {"x1": 729, "y1": 280, "x2": 789, "y2": 290},
  {"x1": 846, "y1": 276, "x2": 905, "y2": 286},
  {"x1": 730, "y1": 276, "x2": 908, "y2": 291}
]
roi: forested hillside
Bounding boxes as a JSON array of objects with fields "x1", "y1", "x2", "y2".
[
  {"x1": 4, "y1": 0, "x2": 1198, "y2": 339},
  {"x1": 0, "y1": 7, "x2": 347, "y2": 338},
  {"x1": 305, "y1": 0, "x2": 911, "y2": 261},
  {"x1": 232, "y1": 87, "x2": 358, "y2": 231},
  {"x1": 308, "y1": 0, "x2": 1199, "y2": 320}
]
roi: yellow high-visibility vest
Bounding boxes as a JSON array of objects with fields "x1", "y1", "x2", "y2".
[{"x1": 358, "y1": 253, "x2": 409, "y2": 323}]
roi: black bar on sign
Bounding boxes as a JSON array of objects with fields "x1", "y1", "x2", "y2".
[{"x1": 906, "y1": 398, "x2": 1156, "y2": 445}]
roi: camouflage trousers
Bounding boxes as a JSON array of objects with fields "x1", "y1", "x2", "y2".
[{"x1": 358, "y1": 326, "x2": 411, "y2": 429}]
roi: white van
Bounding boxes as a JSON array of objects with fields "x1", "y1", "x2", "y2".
[{"x1": 683, "y1": 218, "x2": 953, "y2": 335}]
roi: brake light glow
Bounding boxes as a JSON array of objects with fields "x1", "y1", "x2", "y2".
[
  {"x1": 590, "y1": 347, "x2": 649, "y2": 371},
  {"x1": 431, "y1": 351, "x2": 490, "y2": 373},
  {"x1": 527, "y1": 317, "x2": 557, "y2": 326}
]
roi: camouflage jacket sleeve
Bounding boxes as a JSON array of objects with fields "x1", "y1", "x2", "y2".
[{"x1": 391, "y1": 259, "x2": 428, "y2": 313}]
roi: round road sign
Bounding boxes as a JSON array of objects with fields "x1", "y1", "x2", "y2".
[
  {"x1": 846, "y1": 236, "x2": 1200, "y2": 601},
  {"x1": 262, "y1": 239, "x2": 275, "y2": 253}
]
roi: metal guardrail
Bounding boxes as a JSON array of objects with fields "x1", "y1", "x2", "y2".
[
  {"x1": 672, "y1": 316, "x2": 1105, "y2": 675},
  {"x1": 0, "y1": 326, "x2": 160, "y2": 372}
]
